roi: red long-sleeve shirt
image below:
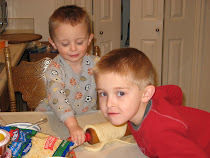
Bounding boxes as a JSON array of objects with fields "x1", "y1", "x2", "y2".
[{"x1": 128, "y1": 85, "x2": 210, "y2": 158}]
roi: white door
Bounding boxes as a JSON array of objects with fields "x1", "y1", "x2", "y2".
[
  {"x1": 130, "y1": 0, "x2": 164, "y2": 86},
  {"x1": 191, "y1": 0, "x2": 210, "y2": 112},
  {"x1": 162, "y1": 0, "x2": 196, "y2": 106},
  {"x1": 93, "y1": 0, "x2": 121, "y2": 56}
]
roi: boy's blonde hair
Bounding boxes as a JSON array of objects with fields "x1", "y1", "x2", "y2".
[
  {"x1": 49, "y1": 5, "x2": 91, "y2": 39},
  {"x1": 93, "y1": 48, "x2": 155, "y2": 89}
]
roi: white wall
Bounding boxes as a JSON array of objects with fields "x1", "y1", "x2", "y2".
[{"x1": 7, "y1": 0, "x2": 56, "y2": 41}]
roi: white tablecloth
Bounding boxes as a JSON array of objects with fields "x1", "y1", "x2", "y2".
[{"x1": 0, "y1": 111, "x2": 148, "y2": 158}]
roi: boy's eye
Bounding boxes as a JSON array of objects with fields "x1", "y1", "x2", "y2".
[
  {"x1": 62, "y1": 43, "x2": 68, "y2": 46},
  {"x1": 77, "y1": 41, "x2": 83, "y2": 45},
  {"x1": 99, "y1": 92, "x2": 107, "y2": 97},
  {"x1": 117, "y1": 91, "x2": 125, "y2": 96}
]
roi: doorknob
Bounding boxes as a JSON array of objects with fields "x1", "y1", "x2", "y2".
[
  {"x1": 100, "y1": 31, "x2": 103, "y2": 34},
  {"x1": 156, "y1": 28, "x2": 159, "y2": 32}
]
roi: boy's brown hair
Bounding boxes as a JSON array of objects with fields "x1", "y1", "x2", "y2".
[
  {"x1": 49, "y1": 5, "x2": 91, "y2": 39},
  {"x1": 93, "y1": 48, "x2": 155, "y2": 89}
]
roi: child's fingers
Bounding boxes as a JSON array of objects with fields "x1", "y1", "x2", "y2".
[
  {"x1": 69, "y1": 128, "x2": 86, "y2": 145},
  {"x1": 79, "y1": 132, "x2": 86, "y2": 145},
  {"x1": 75, "y1": 131, "x2": 86, "y2": 145}
]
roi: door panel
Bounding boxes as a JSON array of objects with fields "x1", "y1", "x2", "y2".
[
  {"x1": 93, "y1": 0, "x2": 121, "y2": 56},
  {"x1": 190, "y1": 0, "x2": 210, "y2": 112},
  {"x1": 162, "y1": 0, "x2": 196, "y2": 106},
  {"x1": 130, "y1": 0, "x2": 164, "y2": 86}
]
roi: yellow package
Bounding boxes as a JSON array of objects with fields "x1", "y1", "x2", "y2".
[{"x1": 23, "y1": 133, "x2": 74, "y2": 158}]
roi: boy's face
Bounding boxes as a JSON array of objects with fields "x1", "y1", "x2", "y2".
[
  {"x1": 49, "y1": 20, "x2": 93, "y2": 66},
  {"x1": 96, "y1": 72, "x2": 148, "y2": 126}
]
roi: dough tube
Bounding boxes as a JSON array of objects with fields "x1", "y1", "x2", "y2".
[{"x1": 81, "y1": 121, "x2": 136, "y2": 152}]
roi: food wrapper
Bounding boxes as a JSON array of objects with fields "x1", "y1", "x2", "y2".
[{"x1": 0, "y1": 126, "x2": 77, "y2": 158}]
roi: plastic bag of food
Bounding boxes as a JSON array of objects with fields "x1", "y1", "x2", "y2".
[
  {"x1": 23, "y1": 132, "x2": 73, "y2": 158},
  {"x1": 0, "y1": 126, "x2": 36, "y2": 157},
  {"x1": 0, "y1": 126, "x2": 76, "y2": 158}
]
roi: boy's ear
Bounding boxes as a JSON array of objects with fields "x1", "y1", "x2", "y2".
[
  {"x1": 48, "y1": 38, "x2": 57, "y2": 50},
  {"x1": 88, "y1": 34, "x2": 94, "y2": 45},
  {"x1": 141, "y1": 85, "x2": 155, "y2": 103}
]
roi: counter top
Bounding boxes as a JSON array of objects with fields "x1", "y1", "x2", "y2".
[
  {"x1": 0, "y1": 29, "x2": 38, "y2": 96},
  {"x1": 0, "y1": 43, "x2": 27, "y2": 95}
]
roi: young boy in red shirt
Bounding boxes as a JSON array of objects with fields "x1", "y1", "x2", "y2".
[{"x1": 93, "y1": 48, "x2": 210, "y2": 157}]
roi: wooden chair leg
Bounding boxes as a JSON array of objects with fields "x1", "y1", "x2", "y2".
[{"x1": 4, "y1": 47, "x2": 16, "y2": 112}]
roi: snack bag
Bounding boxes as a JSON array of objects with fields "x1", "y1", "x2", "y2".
[
  {"x1": 0, "y1": 126, "x2": 37, "y2": 157},
  {"x1": 0, "y1": 126, "x2": 76, "y2": 158},
  {"x1": 23, "y1": 132, "x2": 73, "y2": 157}
]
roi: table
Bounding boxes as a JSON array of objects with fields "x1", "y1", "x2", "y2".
[
  {"x1": 0, "y1": 33, "x2": 42, "y2": 44},
  {"x1": 0, "y1": 111, "x2": 148, "y2": 158}
]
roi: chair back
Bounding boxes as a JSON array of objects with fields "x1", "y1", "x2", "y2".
[
  {"x1": 93, "y1": 46, "x2": 101, "y2": 110},
  {"x1": 4, "y1": 45, "x2": 52, "y2": 111},
  {"x1": 12, "y1": 57, "x2": 52, "y2": 111},
  {"x1": 93, "y1": 46, "x2": 100, "y2": 57}
]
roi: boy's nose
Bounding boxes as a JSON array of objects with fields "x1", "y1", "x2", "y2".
[
  {"x1": 70, "y1": 44, "x2": 76, "y2": 51},
  {"x1": 106, "y1": 96, "x2": 114, "y2": 108}
]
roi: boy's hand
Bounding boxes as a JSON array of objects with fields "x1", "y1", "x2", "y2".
[
  {"x1": 64, "y1": 116, "x2": 86, "y2": 146},
  {"x1": 69, "y1": 125, "x2": 85, "y2": 146}
]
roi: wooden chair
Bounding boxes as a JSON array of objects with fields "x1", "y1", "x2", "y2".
[
  {"x1": 93, "y1": 45, "x2": 100, "y2": 57},
  {"x1": 4, "y1": 45, "x2": 100, "y2": 112},
  {"x1": 93, "y1": 45, "x2": 101, "y2": 110},
  {"x1": 4, "y1": 47, "x2": 52, "y2": 112}
]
